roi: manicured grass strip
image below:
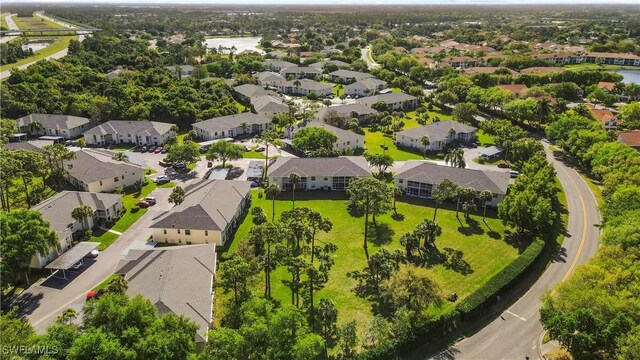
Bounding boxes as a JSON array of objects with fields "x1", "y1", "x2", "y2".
[
  {"x1": 562, "y1": 63, "x2": 639, "y2": 71},
  {"x1": 0, "y1": 35, "x2": 77, "y2": 73},
  {"x1": 158, "y1": 181, "x2": 176, "y2": 188},
  {"x1": 111, "y1": 181, "x2": 157, "y2": 233},
  {"x1": 93, "y1": 274, "x2": 118, "y2": 291},
  {"x1": 13, "y1": 15, "x2": 66, "y2": 30},
  {"x1": 89, "y1": 228, "x2": 119, "y2": 251}
]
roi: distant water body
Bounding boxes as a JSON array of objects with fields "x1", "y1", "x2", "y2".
[
  {"x1": 611, "y1": 69, "x2": 640, "y2": 84},
  {"x1": 204, "y1": 37, "x2": 265, "y2": 55}
]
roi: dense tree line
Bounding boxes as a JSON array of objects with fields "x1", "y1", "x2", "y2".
[
  {"x1": 541, "y1": 108, "x2": 640, "y2": 359},
  {"x1": 1, "y1": 39, "x2": 34, "y2": 65},
  {"x1": 0, "y1": 34, "x2": 239, "y2": 128}
]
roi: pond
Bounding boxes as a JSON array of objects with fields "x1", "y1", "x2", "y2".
[
  {"x1": 204, "y1": 36, "x2": 264, "y2": 55},
  {"x1": 611, "y1": 69, "x2": 640, "y2": 85},
  {"x1": 21, "y1": 42, "x2": 52, "y2": 52}
]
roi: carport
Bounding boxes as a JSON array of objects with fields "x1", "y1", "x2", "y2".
[{"x1": 45, "y1": 242, "x2": 99, "y2": 280}]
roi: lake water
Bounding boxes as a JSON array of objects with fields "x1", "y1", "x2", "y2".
[
  {"x1": 611, "y1": 69, "x2": 640, "y2": 84},
  {"x1": 204, "y1": 37, "x2": 264, "y2": 55},
  {"x1": 21, "y1": 42, "x2": 51, "y2": 52}
]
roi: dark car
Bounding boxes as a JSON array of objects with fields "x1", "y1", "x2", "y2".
[
  {"x1": 148, "y1": 146, "x2": 157, "y2": 153},
  {"x1": 172, "y1": 162, "x2": 186, "y2": 170},
  {"x1": 161, "y1": 148, "x2": 168, "y2": 154},
  {"x1": 497, "y1": 162, "x2": 510, "y2": 168},
  {"x1": 136, "y1": 199, "x2": 151, "y2": 208},
  {"x1": 140, "y1": 146, "x2": 148, "y2": 152}
]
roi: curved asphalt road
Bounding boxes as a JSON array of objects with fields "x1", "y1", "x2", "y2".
[{"x1": 420, "y1": 140, "x2": 601, "y2": 360}]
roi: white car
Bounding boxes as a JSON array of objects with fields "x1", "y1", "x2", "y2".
[
  {"x1": 71, "y1": 261, "x2": 83, "y2": 270},
  {"x1": 153, "y1": 175, "x2": 169, "y2": 183}
]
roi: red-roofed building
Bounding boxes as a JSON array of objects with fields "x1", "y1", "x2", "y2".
[
  {"x1": 499, "y1": 84, "x2": 529, "y2": 96},
  {"x1": 597, "y1": 82, "x2": 616, "y2": 91},
  {"x1": 528, "y1": 96, "x2": 558, "y2": 106},
  {"x1": 618, "y1": 131, "x2": 640, "y2": 151},
  {"x1": 585, "y1": 104, "x2": 618, "y2": 130}
]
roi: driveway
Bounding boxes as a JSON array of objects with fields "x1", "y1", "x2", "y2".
[{"x1": 21, "y1": 182, "x2": 173, "y2": 333}]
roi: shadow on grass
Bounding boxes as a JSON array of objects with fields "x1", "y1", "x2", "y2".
[
  {"x1": 503, "y1": 231, "x2": 530, "y2": 254},
  {"x1": 457, "y1": 216, "x2": 485, "y2": 236},
  {"x1": 367, "y1": 222, "x2": 395, "y2": 246},
  {"x1": 442, "y1": 247, "x2": 474, "y2": 275}
]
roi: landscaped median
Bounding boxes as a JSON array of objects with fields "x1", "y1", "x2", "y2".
[{"x1": 90, "y1": 181, "x2": 157, "y2": 250}]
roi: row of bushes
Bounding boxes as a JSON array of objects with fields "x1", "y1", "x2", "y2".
[{"x1": 358, "y1": 238, "x2": 546, "y2": 359}]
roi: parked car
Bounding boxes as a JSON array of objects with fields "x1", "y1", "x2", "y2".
[
  {"x1": 509, "y1": 170, "x2": 520, "y2": 178},
  {"x1": 148, "y1": 146, "x2": 157, "y2": 153},
  {"x1": 64, "y1": 140, "x2": 77, "y2": 147},
  {"x1": 87, "y1": 250, "x2": 99, "y2": 258},
  {"x1": 154, "y1": 147, "x2": 163, "y2": 154},
  {"x1": 172, "y1": 162, "x2": 186, "y2": 170},
  {"x1": 153, "y1": 175, "x2": 169, "y2": 184},
  {"x1": 136, "y1": 199, "x2": 151, "y2": 208},
  {"x1": 256, "y1": 147, "x2": 266, "y2": 152},
  {"x1": 143, "y1": 196, "x2": 157, "y2": 205},
  {"x1": 161, "y1": 148, "x2": 168, "y2": 154},
  {"x1": 497, "y1": 162, "x2": 510, "y2": 168},
  {"x1": 71, "y1": 261, "x2": 83, "y2": 270},
  {"x1": 140, "y1": 146, "x2": 148, "y2": 152},
  {"x1": 159, "y1": 158, "x2": 173, "y2": 167}
]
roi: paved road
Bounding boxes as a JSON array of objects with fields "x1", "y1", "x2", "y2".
[
  {"x1": 422, "y1": 140, "x2": 601, "y2": 360},
  {"x1": 1, "y1": 14, "x2": 19, "y2": 44},
  {"x1": 361, "y1": 46, "x2": 380, "y2": 70},
  {"x1": 0, "y1": 14, "x2": 84, "y2": 80}
]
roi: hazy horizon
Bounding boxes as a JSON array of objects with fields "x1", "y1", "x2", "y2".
[{"x1": 5, "y1": 0, "x2": 639, "y2": 5}]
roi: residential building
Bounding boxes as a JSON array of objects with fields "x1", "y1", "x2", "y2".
[
  {"x1": 15, "y1": 114, "x2": 92, "y2": 140},
  {"x1": 264, "y1": 59, "x2": 296, "y2": 72},
  {"x1": 4, "y1": 140, "x2": 54, "y2": 151},
  {"x1": 84, "y1": 120, "x2": 176, "y2": 147},
  {"x1": 116, "y1": 244, "x2": 216, "y2": 344},
  {"x1": 267, "y1": 156, "x2": 372, "y2": 191},
  {"x1": 478, "y1": 146, "x2": 504, "y2": 161},
  {"x1": 343, "y1": 78, "x2": 388, "y2": 97},
  {"x1": 280, "y1": 66, "x2": 323, "y2": 79},
  {"x1": 498, "y1": 84, "x2": 529, "y2": 96},
  {"x1": 192, "y1": 113, "x2": 274, "y2": 140},
  {"x1": 586, "y1": 104, "x2": 618, "y2": 130},
  {"x1": 597, "y1": 81, "x2": 616, "y2": 91},
  {"x1": 166, "y1": 65, "x2": 194, "y2": 77},
  {"x1": 285, "y1": 121, "x2": 365, "y2": 152},
  {"x1": 251, "y1": 95, "x2": 288, "y2": 118},
  {"x1": 278, "y1": 79, "x2": 333, "y2": 97},
  {"x1": 65, "y1": 149, "x2": 145, "y2": 193},
  {"x1": 314, "y1": 104, "x2": 379, "y2": 125},
  {"x1": 150, "y1": 180, "x2": 251, "y2": 246},
  {"x1": 308, "y1": 60, "x2": 350, "y2": 70},
  {"x1": 443, "y1": 56, "x2": 481, "y2": 69},
  {"x1": 463, "y1": 67, "x2": 517, "y2": 76},
  {"x1": 356, "y1": 93, "x2": 418, "y2": 111},
  {"x1": 395, "y1": 120, "x2": 477, "y2": 152},
  {"x1": 254, "y1": 71, "x2": 286, "y2": 87},
  {"x1": 618, "y1": 131, "x2": 640, "y2": 151},
  {"x1": 233, "y1": 84, "x2": 277, "y2": 103},
  {"x1": 327, "y1": 70, "x2": 373, "y2": 84},
  {"x1": 584, "y1": 52, "x2": 640, "y2": 67},
  {"x1": 31, "y1": 191, "x2": 122, "y2": 268},
  {"x1": 394, "y1": 161, "x2": 510, "y2": 207}
]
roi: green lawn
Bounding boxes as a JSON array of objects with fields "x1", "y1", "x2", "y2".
[
  {"x1": 111, "y1": 181, "x2": 157, "y2": 233},
  {"x1": 1, "y1": 14, "x2": 9, "y2": 30},
  {"x1": 89, "y1": 228, "x2": 119, "y2": 251},
  {"x1": 476, "y1": 129, "x2": 496, "y2": 147},
  {"x1": 226, "y1": 190, "x2": 519, "y2": 333},
  {"x1": 93, "y1": 274, "x2": 118, "y2": 291},
  {"x1": 13, "y1": 15, "x2": 66, "y2": 30},
  {"x1": 158, "y1": 181, "x2": 176, "y2": 188},
  {"x1": 7, "y1": 176, "x2": 57, "y2": 211},
  {"x1": 0, "y1": 35, "x2": 77, "y2": 73},
  {"x1": 562, "y1": 63, "x2": 639, "y2": 71}
]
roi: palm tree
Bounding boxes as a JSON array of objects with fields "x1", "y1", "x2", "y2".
[
  {"x1": 293, "y1": 79, "x2": 301, "y2": 88},
  {"x1": 265, "y1": 184, "x2": 281, "y2": 222},
  {"x1": 240, "y1": 122, "x2": 250, "y2": 135},
  {"x1": 444, "y1": 148, "x2": 466, "y2": 168},
  {"x1": 448, "y1": 127, "x2": 457, "y2": 143},
  {"x1": 414, "y1": 219, "x2": 442, "y2": 249},
  {"x1": 28, "y1": 121, "x2": 43, "y2": 135},
  {"x1": 71, "y1": 205, "x2": 94, "y2": 230},
  {"x1": 479, "y1": 190, "x2": 493, "y2": 222},
  {"x1": 288, "y1": 173, "x2": 301, "y2": 209},
  {"x1": 535, "y1": 98, "x2": 553, "y2": 128},
  {"x1": 105, "y1": 275, "x2": 128, "y2": 295},
  {"x1": 112, "y1": 152, "x2": 129, "y2": 162},
  {"x1": 258, "y1": 130, "x2": 282, "y2": 180},
  {"x1": 420, "y1": 136, "x2": 430, "y2": 158}
]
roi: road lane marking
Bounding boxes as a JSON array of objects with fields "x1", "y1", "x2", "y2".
[{"x1": 506, "y1": 310, "x2": 527, "y2": 321}]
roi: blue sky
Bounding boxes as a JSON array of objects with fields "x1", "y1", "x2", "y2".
[{"x1": 11, "y1": 0, "x2": 640, "y2": 4}]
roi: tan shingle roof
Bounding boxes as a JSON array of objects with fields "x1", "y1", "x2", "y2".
[{"x1": 267, "y1": 156, "x2": 371, "y2": 178}]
